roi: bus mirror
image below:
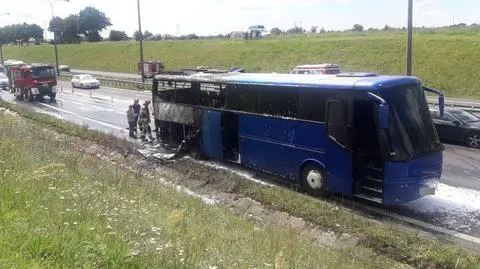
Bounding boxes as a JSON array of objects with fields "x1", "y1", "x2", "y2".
[
  {"x1": 439, "y1": 95, "x2": 445, "y2": 117},
  {"x1": 379, "y1": 104, "x2": 389, "y2": 129}
]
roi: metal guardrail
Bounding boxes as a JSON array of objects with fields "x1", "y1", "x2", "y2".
[
  {"x1": 59, "y1": 73, "x2": 150, "y2": 91},
  {"x1": 427, "y1": 97, "x2": 480, "y2": 113}
]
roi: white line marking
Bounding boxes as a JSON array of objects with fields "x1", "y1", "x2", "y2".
[{"x1": 37, "y1": 102, "x2": 124, "y2": 130}]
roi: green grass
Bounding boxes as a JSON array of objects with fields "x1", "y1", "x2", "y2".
[
  {"x1": 2, "y1": 101, "x2": 480, "y2": 268},
  {"x1": 4, "y1": 30, "x2": 480, "y2": 98},
  {"x1": 0, "y1": 111, "x2": 408, "y2": 268}
]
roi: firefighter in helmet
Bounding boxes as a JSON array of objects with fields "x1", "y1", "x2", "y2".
[{"x1": 139, "y1": 100, "x2": 153, "y2": 141}]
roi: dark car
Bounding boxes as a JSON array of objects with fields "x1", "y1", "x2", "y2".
[{"x1": 430, "y1": 107, "x2": 480, "y2": 148}]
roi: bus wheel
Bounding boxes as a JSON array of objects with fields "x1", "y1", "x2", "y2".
[{"x1": 301, "y1": 164, "x2": 326, "y2": 196}]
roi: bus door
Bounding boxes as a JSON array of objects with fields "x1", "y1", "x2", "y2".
[
  {"x1": 352, "y1": 99, "x2": 385, "y2": 203},
  {"x1": 324, "y1": 99, "x2": 353, "y2": 195},
  {"x1": 201, "y1": 109, "x2": 224, "y2": 160}
]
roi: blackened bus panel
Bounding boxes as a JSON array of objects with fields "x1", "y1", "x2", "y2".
[
  {"x1": 238, "y1": 113, "x2": 353, "y2": 196},
  {"x1": 201, "y1": 109, "x2": 224, "y2": 160},
  {"x1": 153, "y1": 101, "x2": 202, "y2": 127}
]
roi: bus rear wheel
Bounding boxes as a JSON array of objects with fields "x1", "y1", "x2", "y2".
[{"x1": 301, "y1": 164, "x2": 327, "y2": 196}]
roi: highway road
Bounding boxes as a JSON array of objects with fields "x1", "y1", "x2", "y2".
[{"x1": 1, "y1": 81, "x2": 480, "y2": 237}]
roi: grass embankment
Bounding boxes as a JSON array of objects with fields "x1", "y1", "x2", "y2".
[
  {"x1": 2, "y1": 100, "x2": 480, "y2": 268},
  {"x1": 4, "y1": 31, "x2": 480, "y2": 98},
  {"x1": 0, "y1": 109, "x2": 400, "y2": 268}
]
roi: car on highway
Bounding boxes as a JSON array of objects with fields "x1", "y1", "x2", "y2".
[
  {"x1": 430, "y1": 107, "x2": 480, "y2": 148},
  {"x1": 0, "y1": 72, "x2": 9, "y2": 91},
  {"x1": 58, "y1": 65, "x2": 71, "y2": 72},
  {"x1": 71, "y1": 74, "x2": 100, "y2": 89}
]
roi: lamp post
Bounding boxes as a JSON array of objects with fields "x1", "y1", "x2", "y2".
[
  {"x1": 46, "y1": 0, "x2": 70, "y2": 76},
  {"x1": 0, "y1": 12, "x2": 10, "y2": 66},
  {"x1": 137, "y1": 0, "x2": 145, "y2": 82},
  {"x1": 406, "y1": 0, "x2": 413, "y2": 76}
]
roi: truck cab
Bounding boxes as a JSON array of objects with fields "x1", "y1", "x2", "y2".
[{"x1": 9, "y1": 64, "x2": 57, "y2": 102}]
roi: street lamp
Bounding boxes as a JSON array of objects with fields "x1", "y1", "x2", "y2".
[
  {"x1": 46, "y1": 0, "x2": 70, "y2": 76},
  {"x1": 0, "y1": 12, "x2": 10, "y2": 66},
  {"x1": 406, "y1": 0, "x2": 413, "y2": 76},
  {"x1": 137, "y1": 0, "x2": 145, "y2": 82}
]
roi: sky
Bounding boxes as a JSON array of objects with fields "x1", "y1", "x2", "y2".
[{"x1": 0, "y1": 0, "x2": 478, "y2": 38}]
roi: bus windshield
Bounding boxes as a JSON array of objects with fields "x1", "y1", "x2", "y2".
[
  {"x1": 31, "y1": 67, "x2": 55, "y2": 79},
  {"x1": 380, "y1": 83, "x2": 443, "y2": 161}
]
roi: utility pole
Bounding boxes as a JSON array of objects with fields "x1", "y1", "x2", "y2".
[
  {"x1": 0, "y1": 12, "x2": 10, "y2": 66},
  {"x1": 406, "y1": 0, "x2": 413, "y2": 76},
  {"x1": 137, "y1": 0, "x2": 145, "y2": 82},
  {"x1": 47, "y1": 0, "x2": 70, "y2": 76}
]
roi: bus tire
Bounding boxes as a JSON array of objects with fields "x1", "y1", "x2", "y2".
[{"x1": 300, "y1": 163, "x2": 327, "y2": 196}]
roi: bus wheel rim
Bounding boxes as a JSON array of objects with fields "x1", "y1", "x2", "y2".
[{"x1": 306, "y1": 170, "x2": 323, "y2": 189}]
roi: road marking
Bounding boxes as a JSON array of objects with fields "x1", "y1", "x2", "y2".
[{"x1": 37, "y1": 102, "x2": 124, "y2": 130}]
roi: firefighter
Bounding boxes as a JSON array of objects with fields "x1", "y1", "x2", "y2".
[
  {"x1": 126, "y1": 105, "x2": 137, "y2": 138},
  {"x1": 139, "y1": 100, "x2": 153, "y2": 141},
  {"x1": 132, "y1": 99, "x2": 141, "y2": 134}
]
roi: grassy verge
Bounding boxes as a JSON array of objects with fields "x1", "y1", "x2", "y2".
[
  {"x1": 1, "y1": 101, "x2": 480, "y2": 268},
  {"x1": 0, "y1": 109, "x2": 407, "y2": 268},
  {"x1": 5, "y1": 31, "x2": 480, "y2": 98}
]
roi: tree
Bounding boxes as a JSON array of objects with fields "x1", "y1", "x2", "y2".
[
  {"x1": 48, "y1": 16, "x2": 63, "y2": 42},
  {"x1": 310, "y1": 26, "x2": 318, "y2": 33},
  {"x1": 270, "y1": 27, "x2": 282, "y2": 35},
  {"x1": 26, "y1": 24, "x2": 44, "y2": 43},
  {"x1": 133, "y1": 30, "x2": 142, "y2": 41},
  {"x1": 143, "y1": 31, "x2": 153, "y2": 39},
  {"x1": 353, "y1": 24, "x2": 364, "y2": 32},
  {"x1": 109, "y1": 30, "x2": 129, "y2": 41},
  {"x1": 79, "y1": 6, "x2": 111, "y2": 42},
  {"x1": 286, "y1": 27, "x2": 305, "y2": 34},
  {"x1": 61, "y1": 15, "x2": 82, "y2": 44}
]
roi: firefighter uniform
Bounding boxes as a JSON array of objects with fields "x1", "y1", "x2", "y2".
[{"x1": 139, "y1": 101, "x2": 153, "y2": 140}]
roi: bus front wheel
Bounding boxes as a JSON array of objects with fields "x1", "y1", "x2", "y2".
[{"x1": 301, "y1": 164, "x2": 327, "y2": 196}]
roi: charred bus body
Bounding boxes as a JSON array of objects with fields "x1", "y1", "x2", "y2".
[{"x1": 152, "y1": 72, "x2": 445, "y2": 205}]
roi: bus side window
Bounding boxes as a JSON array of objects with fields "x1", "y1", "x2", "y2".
[
  {"x1": 326, "y1": 100, "x2": 350, "y2": 148},
  {"x1": 298, "y1": 90, "x2": 328, "y2": 122},
  {"x1": 258, "y1": 86, "x2": 298, "y2": 118},
  {"x1": 225, "y1": 85, "x2": 258, "y2": 113}
]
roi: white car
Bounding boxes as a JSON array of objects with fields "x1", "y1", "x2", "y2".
[{"x1": 71, "y1": 74, "x2": 100, "y2": 89}]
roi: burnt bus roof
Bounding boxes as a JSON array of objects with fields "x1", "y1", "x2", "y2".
[{"x1": 154, "y1": 72, "x2": 421, "y2": 91}]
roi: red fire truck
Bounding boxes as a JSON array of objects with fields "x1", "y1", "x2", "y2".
[
  {"x1": 7, "y1": 63, "x2": 57, "y2": 102},
  {"x1": 138, "y1": 61, "x2": 164, "y2": 78}
]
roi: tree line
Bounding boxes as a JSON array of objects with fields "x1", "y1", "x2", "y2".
[
  {"x1": 0, "y1": 23, "x2": 44, "y2": 45},
  {"x1": 48, "y1": 6, "x2": 111, "y2": 44}
]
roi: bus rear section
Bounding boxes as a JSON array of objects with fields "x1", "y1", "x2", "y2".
[{"x1": 152, "y1": 73, "x2": 444, "y2": 205}]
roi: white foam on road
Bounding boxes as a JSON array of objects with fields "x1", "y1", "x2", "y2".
[{"x1": 405, "y1": 183, "x2": 480, "y2": 231}]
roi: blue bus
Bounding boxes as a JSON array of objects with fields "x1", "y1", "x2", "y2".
[{"x1": 152, "y1": 72, "x2": 445, "y2": 205}]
